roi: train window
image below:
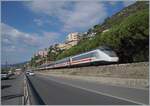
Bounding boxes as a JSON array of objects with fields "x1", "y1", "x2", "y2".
[
  {"x1": 55, "y1": 58, "x2": 70, "y2": 64},
  {"x1": 102, "y1": 50, "x2": 117, "y2": 57},
  {"x1": 72, "y1": 53, "x2": 93, "y2": 61},
  {"x1": 98, "y1": 46, "x2": 117, "y2": 57},
  {"x1": 91, "y1": 52, "x2": 99, "y2": 58},
  {"x1": 47, "y1": 63, "x2": 54, "y2": 66},
  {"x1": 99, "y1": 46, "x2": 113, "y2": 51}
]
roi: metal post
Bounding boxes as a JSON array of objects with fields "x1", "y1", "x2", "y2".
[{"x1": 6, "y1": 58, "x2": 8, "y2": 73}]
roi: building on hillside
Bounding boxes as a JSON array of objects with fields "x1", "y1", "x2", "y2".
[
  {"x1": 87, "y1": 32, "x2": 96, "y2": 38},
  {"x1": 65, "y1": 32, "x2": 81, "y2": 48},
  {"x1": 56, "y1": 42, "x2": 73, "y2": 50},
  {"x1": 102, "y1": 29, "x2": 109, "y2": 33},
  {"x1": 35, "y1": 49, "x2": 48, "y2": 57},
  {"x1": 57, "y1": 32, "x2": 81, "y2": 50},
  {"x1": 77, "y1": 32, "x2": 87, "y2": 39},
  {"x1": 79, "y1": 32, "x2": 87, "y2": 36},
  {"x1": 56, "y1": 43, "x2": 67, "y2": 50},
  {"x1": 66, "y1": 40, "x2": 78, "y2": 47},
  {"x1": 66, "y1": 32, "x2": 80, "y2": 42}
]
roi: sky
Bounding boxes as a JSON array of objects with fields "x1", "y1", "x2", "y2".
[{"x1": 1, "y1": 0, "x2": 136, "y2": 64}]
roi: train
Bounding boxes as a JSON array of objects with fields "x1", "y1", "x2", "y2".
[{"x1": 36, "y1": 46, "x2": 119, "y2": 70}]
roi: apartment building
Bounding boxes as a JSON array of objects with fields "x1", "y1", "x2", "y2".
[
  {"x1": 57, "y1": 32, "x2": 81, "y2": 50},
  {"x1": 66, "y1": 32, "x2": 80, "y2": 42},
  {"x1": 35, "y1": 49, "x2": 48, "y2": 57}
]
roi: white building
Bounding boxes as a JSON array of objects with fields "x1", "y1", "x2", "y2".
[
  {"x1": 102, "y1": 29, "x2": 109, "y2": 33},
  {"x1": 35, "y1": 49, "x2": 48, "y2": 57},
  {"x1": 66, "y1": 32, "x2": 80, "y2": 42},
  {"x1": 57, "y1": 43, "x2": 67, "y2": 50}
]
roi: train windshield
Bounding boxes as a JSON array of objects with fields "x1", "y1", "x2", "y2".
[
  {"x1": 99, "y1": 46, "x2": 112, "y2": 51},
  {"x1": 99, "y1": 46, "x2": 117, "y2": 57}
]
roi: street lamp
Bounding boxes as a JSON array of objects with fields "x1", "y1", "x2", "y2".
[{"x1": 5, "y1": 56, "x2": 8, "y2": 73}]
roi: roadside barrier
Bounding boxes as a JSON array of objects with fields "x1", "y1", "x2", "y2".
[
  {"x1": 23, "y1": 75, "x2": 30, "y2": 105},
  {"x1": 25, "y1": 74, "x2": 45, "y2": 105}
]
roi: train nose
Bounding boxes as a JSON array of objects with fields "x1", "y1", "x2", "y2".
[{"x1": 110, "y1": 57, "x2": 119, "y2": 62}]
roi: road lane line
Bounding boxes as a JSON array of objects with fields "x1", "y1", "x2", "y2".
[
  {"x1": 41, "y1": 75, "x2": 144, "y2": 105},
  {"x1": 38, "y1": 72, "x2": 149, "y2": 91}
]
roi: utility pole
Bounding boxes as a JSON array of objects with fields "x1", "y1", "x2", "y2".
[
  {"x1": 46, "y1": 48, "x2": 48, "y2": 72},
  {"x1": 5, "y1": 58, "x2": 8, "y2": 73}
]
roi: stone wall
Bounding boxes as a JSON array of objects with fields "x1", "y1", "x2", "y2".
[
  {"x1": 38, "y1": 62, "x2": 149, "y2": 89},
  {"x1": 42, "y1": 62, "x2": 149, "y2": 79}
]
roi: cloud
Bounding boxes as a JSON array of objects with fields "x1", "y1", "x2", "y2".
[
  {"x1": 123, "y1": 0, "x2": 136, "y2": 7},
  {"x1": 25, "y1": 1, "x2": 107, "y2": 32},
  {"x1": 26, "y1": 0, "x2": 68, "y2": 16},
  {"x1": 33, "y1": 19, "x2": 43, "y2": 26},
  {"x1": 1, "y1": 23, "x2": 61, "y2": 52},
  {"x1": 1, "y1": 23, "x2": 40, "y2": 50},
  {"x1": 1, "y1": 23, "x2": 61, "y2": 64},
  {"x1": 38, "y1": 31, "x2": 61, "y2": 48},
  {"x1": 62, "y1": 1, "x2": 107, "y2": 32},
  {"x1": 108, "y1": 1, "x2": 118, "y2": 6},
  {"x1": 64, "y1": 1, "x2": 106, "y2": 31},
  {"x1": 2, "y1": 23, "x2": 61, "y2": 48}
]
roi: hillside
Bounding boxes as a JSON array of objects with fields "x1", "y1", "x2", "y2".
[
  {"x1": 91, "y1": 1, "x2": 149, "y2": 33},
  {"x1": 56, "y1": 1, "x2": 149, "y2": 63}
]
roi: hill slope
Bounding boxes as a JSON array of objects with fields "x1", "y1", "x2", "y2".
[
  {"x1": 91, "y1": 1, "x2": 149, "y2": 33},
  {"x1": 57, "y1": 1, "x2": 149, "y2": 63}
]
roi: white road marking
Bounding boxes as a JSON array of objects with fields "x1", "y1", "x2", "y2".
[{"x1": 39, "y1": 75, "x2": 144, "y2": 105}]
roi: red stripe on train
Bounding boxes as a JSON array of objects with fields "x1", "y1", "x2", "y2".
[
  {"x1": 71, "y1": 58, "x2": 92, "y2": 64},
  {"x1": 55, "y1": 58, "x2": 93, "y2": 67}
]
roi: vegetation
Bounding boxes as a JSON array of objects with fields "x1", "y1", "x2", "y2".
[
  {"x1": 29, "y1": 55, "x2": 41, "y2": 67},
  {"x1": 29, "y1": 45, "x2": 63, "y2": 67},
  {"x1": 57, "y1": 7, "x2": 149, "y2": 63},
  {"x1": 89, "y1": 1, "x2": 149, "y2": 34},
  {"x1": 47, "y1": 45, "x2": 63, "y2": 61},
  {"x1": 30, "y1": 1, "x2": 149, "y2": 67},
  {"x1": 1, "y1": 68, "x2": 9, "y2": 74}
]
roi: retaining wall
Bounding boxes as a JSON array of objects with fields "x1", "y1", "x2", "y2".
[
  {"x1": 43, "y1": 62, "x2": 149, "y2": 79},
  {"x1": 38, "y1": 62, "x2": 149, "y2": 89}
]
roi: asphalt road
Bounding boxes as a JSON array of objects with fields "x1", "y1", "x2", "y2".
[
  {"x1": 27, "y1": 73, "x2": 148, "y2": 105},
  {"x1": 38, "y1": 73, "x2": 149, "y2": 104},
  {"x1": 1, "y1": 73, "x2": 24, "y2": 105}
]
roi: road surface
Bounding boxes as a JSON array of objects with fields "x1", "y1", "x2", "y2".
[
  {"x1": 27, "y1": 73, "x2": 149, "y2": 105},
  {"x1": 1, "y1": 73, "x2": 24, "y2": 105}
]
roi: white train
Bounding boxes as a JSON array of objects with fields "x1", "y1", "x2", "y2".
[{"x1": 37, "y1": 46, "x2": 119, "y2": 70}]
